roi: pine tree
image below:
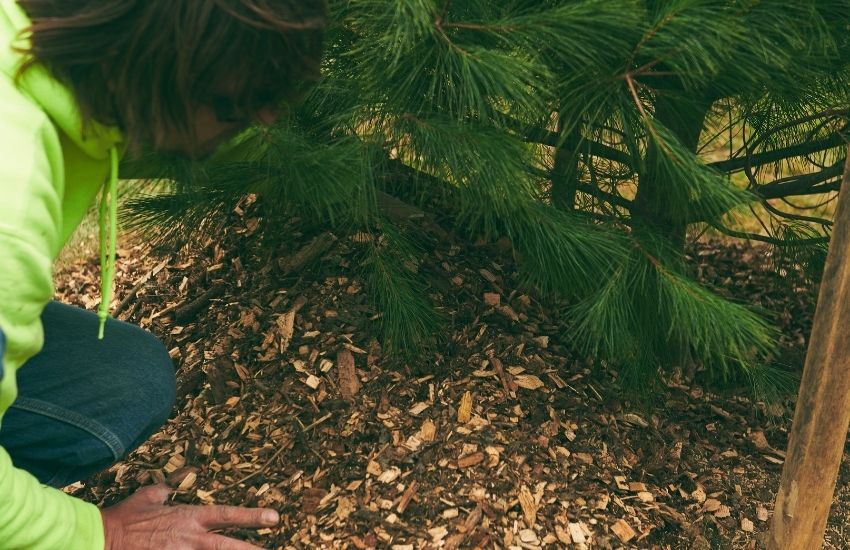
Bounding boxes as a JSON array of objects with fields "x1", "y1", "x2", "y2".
[{"x1": 125, "y1": 0, "x2": 850, "y2": 392}]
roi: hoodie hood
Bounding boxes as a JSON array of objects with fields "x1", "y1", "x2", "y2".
[
  {"x1": 0, "y1": 0, "x2": 122, "y2": 338},
  {"x1": 0, "y1": 0, "x2": 122, "y2": 158}
]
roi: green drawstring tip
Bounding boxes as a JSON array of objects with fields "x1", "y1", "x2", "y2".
[{"x1": 97, "y1": 147, "x2": 120, "y2": 341}]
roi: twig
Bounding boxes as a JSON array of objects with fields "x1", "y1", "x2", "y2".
[
  {"x1": 113, "y1": 272, "x2": 153, "y2": 317},
  {"x1": 301, "y1": 412, "x2": 333, "y2": 432},
  {"x1": 174, "y1": 284, "x2": 226, "y2": 323},
  {"x1": 206, "y1": 443, "x2": 289, "y2": 496}
]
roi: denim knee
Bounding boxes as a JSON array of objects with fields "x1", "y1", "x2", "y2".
[
  {"x1": 130, "y1": 329, "x2": 176, "y2": 434},
  {"x1": 105, "y1": 324, "x2": 176, "y2": 454}
]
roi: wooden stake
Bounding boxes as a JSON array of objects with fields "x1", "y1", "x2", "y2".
[{"x1": 768, "y1": 149, "x2": 850, "y2": 549}]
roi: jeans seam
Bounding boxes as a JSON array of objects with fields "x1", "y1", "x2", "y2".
[{"x1": 10, "y1": 397, "x2": 126, "y2": 460}]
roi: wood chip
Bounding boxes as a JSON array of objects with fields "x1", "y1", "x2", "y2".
[
  {"x1": 614, "y1": 476, "x2": 629, "y2": 491},
  {"x1": 409, "y1": 402, "x2": 430, "y2": 416},
  {"x1": 568, "y1": 522, "x2": 587, "y2": 544},
  {"x1": 419, "y1": 419, "x2": 437, "y2": 442},
  {"x1": 518, "y1": 528, "x2": 538, "y2": 543},
  {"x1": 276, "y1": 311, "x2": 295, "y2": 352},
  {"x1": 479, "y1": 268, "x2": 498, "y2": 283},
  {"x1": 555, "y1": 524, "x2": 572, "y2": 544},
  {"x1": 532, "y1": 335, "x2": 549, "y2": 348},
  {"x1": 335, "y1": 496, "x2": 354, "y2": 521},
  {"x1": 574, "y1": 452, "x2": 594, "y2": 465},
  {"x1": 703, "y1": 499, "x2": 722, "y2": 513},
  {"x1": 337, "y1": 348, "x2": 360, "y2": 399},
  {"x1": 458, "y1": 391, "x2": 473, "y2": 423},
  {"x1": 428, "y1": 526, "x2": 448, "y2": 543},
  {"x1": 367, "y1": 460, "x2": 383, "y2": 477},
  {"x1": 749, "y1": 430, "x2": 771, "y2": 450},
  {"x1": 513, "y1": 374, "x2": 545, "y2": 390},
  {"x1": 483, "y1": 292, "x2": 501, "y2": 306},
  {"x1": 610, "y1": 519, "x2": 636, "y2": 543},
  {"x1": 741, "y1": 518, "x2": 754, "y2": 532},
  {"x1": 377, "y1": 466, "x2": 401, "y2": 484},
  {"x1": 302, "y1": 487, "x2": 329, "y2": 514},
  {"x1": 637, "y1": 491, "x2": 654, "y2": 503},
  {"x1": 304, "y1": 374, "x2": 321, "y2": 390},
  {"x1": 491, "y1": 357, "x2": 517, "y2": 395},
  {"x1": 397, "y1": 481, "x2": 418, "y2": 514},
  {"x1": 757, "y1": 506, "x2": 770, "y2": 522},
  {"x1": 715, "y1": 505, "x2": 731, "y2": 519},
  {"x1": 458, "y1": 452, "x2": 485, "y2": 468},
  {"x1": 691, "y1": 487, "x2": 707, "y2": 503},
  {"x1": 518, "y1": 484, "x2": 538, "y2": 527}
]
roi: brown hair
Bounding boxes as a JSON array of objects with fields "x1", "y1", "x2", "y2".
[{"x1": 17, "y1": 0, "x2": 327, "y2": 146}]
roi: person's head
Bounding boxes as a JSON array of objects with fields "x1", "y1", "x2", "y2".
[{"x1": 17, "y1": 0, "x2": 327, "y2": 158}]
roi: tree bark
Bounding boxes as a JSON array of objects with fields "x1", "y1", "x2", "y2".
[
  {"x1": 633, "y1": 96, "x2": 710, "y2": 250},
  {"x1": 767, "y1": 148, "x2": 850, "y2": 550},
  {"x1": 551, "y1": 119, "x2": 580, "y2": 211}
]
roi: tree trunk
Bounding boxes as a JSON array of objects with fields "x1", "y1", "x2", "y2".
[
  {"x1": 551, "y1": 118, "x2": 580, "y2": 211},
  {"x1": 633, "y1": 96, "x2": 710, "y2": 250},
  {"x1": 767, "y1": 149, "x2": 850, "y2": 550}
]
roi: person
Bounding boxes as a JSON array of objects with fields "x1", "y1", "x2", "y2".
[{"x1": 0, "y1": 1, "x2": 326, "y2": 548}]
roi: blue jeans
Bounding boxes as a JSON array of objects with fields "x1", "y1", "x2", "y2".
[{"x1": 0, "y1": 301, "x2": 176, "y2": 487}]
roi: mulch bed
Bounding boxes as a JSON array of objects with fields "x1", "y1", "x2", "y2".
[{"x1": 55, "y1": 199, "x2": 849, "y2": 549}]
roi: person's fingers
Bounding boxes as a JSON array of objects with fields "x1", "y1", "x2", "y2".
[
  {"x1": 202, "y1": 533, "x2": 268, "y2": 550},
  {"x1": 195, "y1": 504, "x2": 280, "y2": 530},
  {"x1": 133, "y1": 483, "x2": 173, "y2": 505}
]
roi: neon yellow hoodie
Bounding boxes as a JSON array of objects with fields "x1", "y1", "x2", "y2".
[{"x1": 0, "y1": 0, "x2": 123, "y2": 547}]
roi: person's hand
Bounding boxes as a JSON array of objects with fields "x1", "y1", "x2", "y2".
[{"x1": 100, "y1": 483, "x2": 279, "y2": 549}]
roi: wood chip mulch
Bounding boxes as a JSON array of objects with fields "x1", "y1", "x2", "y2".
[{"x1": 54, "y1": 200, "x2": 850, "y2": 549}]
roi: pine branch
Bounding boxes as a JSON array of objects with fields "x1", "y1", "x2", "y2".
[
  {"x1": 756, "y1": 161, "x2": 844, "y2": 199},
  {"x1": 504, "y1": 118, "x2": 634, "y2": 168},
  {"x1": 709, "y1": 133, "x2": 846, "y2": 174},
  {"x1": 708, "y1": 222, "x2": 830, "y2": 247}
]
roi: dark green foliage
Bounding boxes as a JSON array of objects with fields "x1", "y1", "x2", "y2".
[{"x1": 127, "y1": 0, "x2": 850, "y2": 392}]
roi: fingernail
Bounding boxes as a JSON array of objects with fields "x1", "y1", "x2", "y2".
[{"x1": 263, "y1": 510, "x2": 279, "y2": 525}]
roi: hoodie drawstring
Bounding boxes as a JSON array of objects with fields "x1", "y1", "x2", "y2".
[{"x1": 97, "y1": 147, "x2": 119, "y2": 339}]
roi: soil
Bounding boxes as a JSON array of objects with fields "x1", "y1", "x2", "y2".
[{"x1": 54, "y1": 199, "x2": 849, "y2": 549}]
